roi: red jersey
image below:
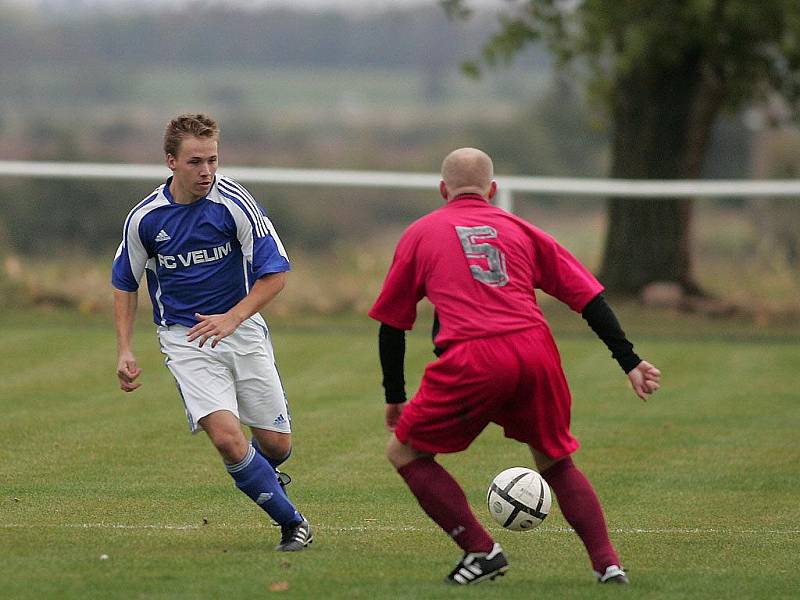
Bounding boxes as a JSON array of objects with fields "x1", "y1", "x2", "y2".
[{"x1": 369, "y1": 194, "x2": 603, "y2": 350}]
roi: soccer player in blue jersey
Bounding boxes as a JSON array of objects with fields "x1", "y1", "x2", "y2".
[{"x1": 111, "y1": 113, "x2": 312, "y2": 551}]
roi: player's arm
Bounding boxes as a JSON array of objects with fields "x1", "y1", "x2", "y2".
[
  {"x1": 111, "y1": 204, "x2": 150, "y2": 392},
  {"x1": 581, "y1": 293, "x2": 661, "y2": 401},
  {"x1": 378, "y1": 323, "x2": 407, "y2": 431},
  {"x1": 192, "y1": 184, "x2": 291, "y2": 348},
  {"x1": 114, "y1": 287, "x2": 143, "y2": 392},
  {"x1": 189, "y1": 271, "x2": 287, "y2": 348}
]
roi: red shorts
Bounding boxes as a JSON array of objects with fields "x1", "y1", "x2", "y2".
[{"x1": 394, "y1": 326, "x2": 579, "y2": 460}]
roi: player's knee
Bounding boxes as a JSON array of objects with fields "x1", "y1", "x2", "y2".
[
  {"x1": 530, "y1": 445, "x2": 565, "y2": 473},
  {"x1": 253, "y1": 431, "x2": 292, "y2": 461},
  {"x1": 211, "y1": 433, "x2": 250, "y2": 464},
  {"x1": 385, "y1": 436, "x2": 399, "y2": 466},
  {"x1": 385, "y1": 436, "x2": 417, "y2": 469}
]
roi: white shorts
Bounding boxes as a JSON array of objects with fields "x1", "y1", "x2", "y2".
[{"x1": 157, "y1": 315, "x2": 291, "y2": 434}]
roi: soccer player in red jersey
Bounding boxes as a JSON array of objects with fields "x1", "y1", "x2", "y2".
[{"x1": 369, "y1": 147, "x2": 661, "y2": 585}]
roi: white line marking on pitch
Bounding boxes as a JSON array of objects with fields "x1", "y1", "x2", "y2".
[{"x1": 1, "y1": 523, "x2": 798, "y2": 534}]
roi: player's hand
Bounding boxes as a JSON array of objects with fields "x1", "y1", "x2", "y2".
[
  {"x1": 188, "y1": 312, "x2": 242, "y2": 348},
  {"x1": 627, "y1": 360, "x2": 661, "y2": 401},
  {"x1": 116, "y1": 352, "x2": 142, "y2": 392},
  {"x1": 385, "y1": 402, "x2": 406, "y2": 431}
]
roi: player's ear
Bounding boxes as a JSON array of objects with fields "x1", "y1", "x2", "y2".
[
  {"x1": 439, "y1": 180, "x2": 448, "y2": 201},
  {"x1": 165, "y1": 154, "x2": 176, "y2": 171},
  {"x1": 487, "y1": 180, "x2": 498, "y2": 200}
]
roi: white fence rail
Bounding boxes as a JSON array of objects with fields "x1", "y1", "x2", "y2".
[{"x1": 2, "y1": 160, "x2": 800, "y2": 212}]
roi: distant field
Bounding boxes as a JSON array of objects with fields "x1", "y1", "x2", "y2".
[
  {"x1": 1, "y1": 307, "x2": 798, "y2": 598},
  {"x1": 6, "y1": 64, "x2": 548, "y2": 128}
]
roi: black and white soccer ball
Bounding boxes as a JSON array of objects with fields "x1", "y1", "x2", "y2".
[{"x1": 487, "y1": 467, "x2": 552, "y2": 531}]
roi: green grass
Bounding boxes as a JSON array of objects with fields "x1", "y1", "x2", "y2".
[{"x1": 1, "y1": 307, "x2": 799, "y2": 599}]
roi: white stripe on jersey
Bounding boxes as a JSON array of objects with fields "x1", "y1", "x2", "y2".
[
  {"x1": 218, "y1": 177, "x2": 267, "y2": 238},
  {"x1": 262, "y1": 214, "x2": 288, "y2": 260},
  {"x1": 209, "y1": 176, "x2": 288, "y2": 264},
  {"x1": 121, "y1": 186, "x2": 161, "y2": 247},
  {"x1": 147, "y1": 257, "x2": 166, "y2": 325},
  {"x1": 224, "y1": 178, "x2": 270, "y2": 238},
  {"x1": 124, "y1": 191, "x2": 170, "y2": 285},
  {"x1": 241, "y1": 254, "x2": 250, "y2": 294},
  {"x1": 208, "y1": 194, "x2": 256, "y2": 264}
]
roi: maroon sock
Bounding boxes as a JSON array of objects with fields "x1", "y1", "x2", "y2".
[
  {"x1": 397, "y1": 457, "x2": 494, "y2": 553},
  {"x1": 541, "y1": 457, "x2": 620, "y2": 573}
]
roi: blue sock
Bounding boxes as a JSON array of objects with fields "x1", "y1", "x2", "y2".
[
  {"x1": 251, "y1": 438, "x2": 292, "y2": 469},
  {"x1": 226, "y1": 446, "x2": 302, "y2": 527}
]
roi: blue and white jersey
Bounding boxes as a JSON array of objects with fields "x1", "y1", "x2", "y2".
[{"x1": 112, "y1": 175, "x2": 290, "y2": 327}]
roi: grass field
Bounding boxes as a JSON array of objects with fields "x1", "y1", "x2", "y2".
[
  {"x1": 7, "y1": 64, "x2": 546, "y2": 131},
  {"x1": 1, "y1": 306, "x2": 799, "y2": 599}
]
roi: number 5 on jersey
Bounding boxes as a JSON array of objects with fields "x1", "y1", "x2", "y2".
[{"x1": 456, "y1": 225, "x2": 509, "y2": 287}]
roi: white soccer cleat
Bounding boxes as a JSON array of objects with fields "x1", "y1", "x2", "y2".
[
  {"x1": 445, "y1": 543, "x2": 509, "y2": 585},
  {"x1": 595, "y1": 564, "x2": 629, "y2": 584}
]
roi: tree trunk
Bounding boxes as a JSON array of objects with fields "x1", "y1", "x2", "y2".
[{"x1": 598, "y1": 51, "x2": 726, "y2": 297}]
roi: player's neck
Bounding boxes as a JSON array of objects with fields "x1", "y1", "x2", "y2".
[
  {"x1": 169, "y1": 180, "x2": 203, "y2": 205},
  {"x1": 450, "y1": 192, "x2": 488, "y2": 203}
]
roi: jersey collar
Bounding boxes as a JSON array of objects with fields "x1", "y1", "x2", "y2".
[
  {"x1": 448, "y1": 192, "x2": 489, "y2": 204},
  {"x1": 163, "y1": 175, "x2": 215, "y2": 205}
]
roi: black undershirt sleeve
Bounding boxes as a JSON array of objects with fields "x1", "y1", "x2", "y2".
[
  {"x1": 378, "y1": 323, "x2": 407, "y2": 404},
  {"x1": 581, "y1": 293, "x2": 642, "y2": 373}
]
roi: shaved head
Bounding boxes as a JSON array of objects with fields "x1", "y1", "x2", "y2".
[{"x1": 440, "y1": 147, "x2": 495, "y2": 199}]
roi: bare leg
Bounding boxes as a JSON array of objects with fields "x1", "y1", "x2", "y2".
[
  {"x1": 200, "y1": 410, "x2": 249, "y2": 462},
  {"x1": 251, "y1": 427, "x2": 292, "y2": 464},
  {"x1": 201, "y1": 410, "x2": 302, "y2": 529}
]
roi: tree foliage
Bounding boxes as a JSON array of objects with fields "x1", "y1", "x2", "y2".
[
  {"x1": 443, "y1": 0, "x2": 800, "y2": 111},
  {"x1": 443, "y1": 0, "x2": 800, "y2": 295}
]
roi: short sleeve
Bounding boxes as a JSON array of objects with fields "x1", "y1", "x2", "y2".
[
  {"x1": 220, "y1": 177, "x2": 291, "y2": 277},
  {"x1": 368, "y1": 228, "x2": 426, "y2": 330},
  {"x1": 111, "y1": 214, "x2": 148, "y2": 292},
  {"x1": 533, "y1": 231, "x2": 604, "y2": 312},
  {"x1": 250, "y1": 211, "x2": 290, "y2": 278}
]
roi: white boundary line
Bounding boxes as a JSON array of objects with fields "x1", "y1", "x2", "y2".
[{"x1": 2, "y1": 523, "x2": 798, "y2": 534}]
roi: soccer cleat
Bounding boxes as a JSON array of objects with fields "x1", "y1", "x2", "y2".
[
  {"x1": 275, "y1": 469, "x2": 291, "y2": 489},
  {"x1": 445, "y1": 543, "x2": 509, "y2": 585},
  {"x1": 275, "y1": 518, "x2": 313, "y2": 552},
  {"x1": 595, "y1": 564, "x2": 629, "y2": 584}
]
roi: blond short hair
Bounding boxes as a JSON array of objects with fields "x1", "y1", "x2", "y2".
[{"x1": 163, "y1": 114, "x2": 219, "y2": 157}]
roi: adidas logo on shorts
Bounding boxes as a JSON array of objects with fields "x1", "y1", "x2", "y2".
[{"x1": 273, "y1": 414, "x2": 287, "y2": 426}]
